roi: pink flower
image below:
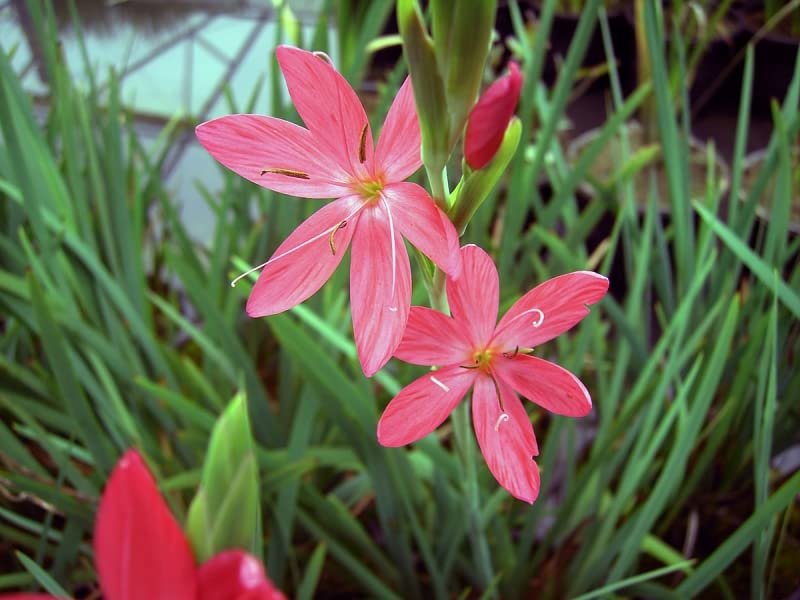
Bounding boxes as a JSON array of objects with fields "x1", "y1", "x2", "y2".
[
  {"x1": 196, "y1": 45, "x2": 461, "y2": 376},
  {"x1": 377, "y1": 245, "x2": 608, "y2": 503},
  {"x1": 3, "y1": 450, "x2": 285, "y2": 600},
  {"x1": 464, "y1": 61, "x2": 522, "y2": 170}
]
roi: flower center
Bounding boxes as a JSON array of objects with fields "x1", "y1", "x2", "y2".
[
  {"x1": 472, "y1": 348, "x2": 494, "y2": 372},
  {"x1": 353, "y1": 175, "x2": 385, "y2": 203}
]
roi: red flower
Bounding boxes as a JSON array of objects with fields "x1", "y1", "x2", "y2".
[
  {"x1": 377, "y1": 245, "x2": 608, "y2": 503},
  {"x1": 3, "y1": 450, "x2": 285, "y2": 600},
  {"x1": 464, "y1": 61, "x2": 522, "y2": 170}
]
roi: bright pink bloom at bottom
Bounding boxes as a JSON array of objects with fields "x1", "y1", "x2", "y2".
[
  {"x1": 3, "y1": 450, "x2": 285, "y2": 600},
  {"x1": 377, "y1": 245, "x2": 608, "y2": 503}
]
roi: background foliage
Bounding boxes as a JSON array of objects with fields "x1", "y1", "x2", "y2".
[{"x1": 1, "y1": 0, "x2": 798, "y2": 598}]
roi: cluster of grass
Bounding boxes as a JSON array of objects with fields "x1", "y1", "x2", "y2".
[{"x1": 1, "y1": 0, "x2": 798, "y2": 598}]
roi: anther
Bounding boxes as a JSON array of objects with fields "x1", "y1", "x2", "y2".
[
  {"x1": 530, "y1": 308, "x2": 545, "y2": 328},
  {"x1": 358, "y1": 124, "x2": 368, "y2": 163},
  {"x1": 260, "y1": 168, "x2": 310, "y2": 180},
  {"x1": 312, "y1": 51, "x2": 334, "y2": 65},
  {"x1": 328, "y1": 220, "x2": 348, "y2": 255},
  {"x1": 494, "y1": 413, "x2": 509, "y2": 431},
  {"x1": 430, "y1": 376, "x2": 449, "y2": 392},
  {"x1": 503, "y1": 346, "x2": 520, "y2": 359}
]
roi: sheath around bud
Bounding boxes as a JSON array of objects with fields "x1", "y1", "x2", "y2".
[{"x1": 464, "y1": 61, "x2": 522, "y2": 170}]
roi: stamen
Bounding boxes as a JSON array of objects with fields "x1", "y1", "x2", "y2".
[
  {"x1": 430, "y1": 376, "x2": 449, "y2": 392},
  {"x1": 260, "y1": 168, "x2": 310, "y2": 180},
  {"x1": 503, "y1": 346, "x2": 520, "y2": 359},
  {"x1": 328, "y1": 220, "x2": 347, "y2": 255},
  {"x1": 530, "y1": 308, "x2": 545, "y2": 328},
  {"x1": 230, "y1": 201, "x2": 367, "y2": 287},
  {"x1": 358, "y1": 124, "x2": 368, "y2": 163},
  {"x1": 494, "y1": 413, "x2": 510, "y2": 431}
]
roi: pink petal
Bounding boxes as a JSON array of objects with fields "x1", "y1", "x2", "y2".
[
  {"x1": 375, "y1": 77, "x2": 421, "y2": 181},
  {"x1": 492, "y1": 354, "x2": 592, "y2": 417},
  {"x1": 471, "y1": 375, "x2": 540, "y2": 503},
  {"x1": 196, "y1": 115, "x2": 350, "y2": 198},
  {"x1": 394, "y1": 307, "x2": 471, "y2": 366},
  {"x1": 246, "y1": 196, "x2": 361, "y2": 317},
  {"x1": 382, "y1": 182, "x2": 461, "y2": 278},
  {"x1": 492, "y1": 271, "x2": 609, "y2": 351},
  {"x1": 94, "y1": 450, "x2": 197, "y2": 600},
  {"x1": 349, "y1": 201, "x2": 412, "y2": 376},
  {"x1": 377, "y1": 366, "x2": 477, "y2": 446},
  {"x1": 446, "y1": 245, "x2": 498, "y2": 348},
  {"x1": 464, "y1": 61, "x2": 523, "y2": 170},
  {"x1": 276, "y1": 45, "x2": 374, "y2": 178},
  {"x1": 197, "y1": 550, "x2": 286, "y2": 600}
]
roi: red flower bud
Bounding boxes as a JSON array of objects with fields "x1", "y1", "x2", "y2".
[{"x1": 464, "y1": 61, "x2": 523, "y2": 170}]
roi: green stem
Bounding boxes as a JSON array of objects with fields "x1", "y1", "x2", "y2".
[
  {"x1": 425, "y1": 162, "x2": 450, "y2": 212},
  {"x1": 452, "y1": 397, "x2": 495, "y2": 592}
]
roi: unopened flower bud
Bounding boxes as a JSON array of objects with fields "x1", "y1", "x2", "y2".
[{"x1": 464, "y1": 62, "x2": 522, "y2": 170}]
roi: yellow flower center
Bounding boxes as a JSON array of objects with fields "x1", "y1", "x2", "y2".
[
  {"x1": 472, "y1": 348, "x2": 494, "y2": 372},
  {"x1": 354, "y1": 176, "x2": 385, "y2": 203}
]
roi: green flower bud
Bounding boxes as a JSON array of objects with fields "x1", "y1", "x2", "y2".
[{"x1": 186, "y1": 393, "x2": 262, "y2": 563}]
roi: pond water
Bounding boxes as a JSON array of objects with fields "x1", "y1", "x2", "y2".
[{"x1": 0, "y1": 0, "x2": 328, "y2": 244}]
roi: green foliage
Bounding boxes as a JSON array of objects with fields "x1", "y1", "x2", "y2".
[
  {"x1": 1, "y1": 0, "x2": 798, "y2": 598},
  {"x1": 186, "y1": 393, "x2": 262, "y2": 563}
]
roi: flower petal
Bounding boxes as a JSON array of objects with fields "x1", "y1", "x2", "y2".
[
  {"x1": 383, "y1": 182, "x2": 461, "y2": 278},
  {"x1": 349, "y1": 200, "x2": 412, "y2": 376},
  {"x1": 375, "y1": 77, "x2": 421, "y2": 181},
  {"x1": 94, "y1": 450, "x2": 197, "y2": 600},
  {"x1": 492, "y1": 354, "x2": 592, "y2": 416},
  {"x1": 492, "y1": 271, "x2": 609, "y2": 351},
  {"x1": 196, "y1": 115, "x2": 350, "y2": 198},
  {"x1": 197, "y1": 550, "x2": 286, "y2": 600},
  {"x1": 394, "y1": 307, "x2": 471, "y2": 366},
  {"x1": 246, "y1": 196, "x2": 361, "y2": 317},
  {"x1": 276, "y1": 45, "x2": 373, "y2": 178},
  {"x1": 446, "y1": 244, "x2": 498, "y2": 347},
  {"x1": 377, "y1": 365, "x2": 477, "y2": 446},
  {"x1": 471, "y1": 375, "x2": 540, "y2": 504},
  {"x1": 464, "y1": 61, "x2": 523, "y2": 170}
]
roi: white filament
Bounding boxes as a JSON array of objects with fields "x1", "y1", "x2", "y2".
[
  {"x1": 494, "y1": 413, "x2": 510, "y2": 431},
  {"x1": 381, "y1": 194, "x2": 398, "y2": 312},
  {"x1": 230, "y1": 201, "x2": 367, "y2": 287},
  {"x1": 430, "y1": 376, "x2": 449, "y2": 392}
]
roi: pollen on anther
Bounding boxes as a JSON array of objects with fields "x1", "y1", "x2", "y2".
[
  {"x1": 328, "y1": 220, "x2": 348, "y2": 255},
  {"x1": 358, "y1": 124, "x2": 368, "y2": 163}
]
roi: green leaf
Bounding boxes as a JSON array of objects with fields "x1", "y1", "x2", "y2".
[
  {"x1": 15, "y1": 550, "x2": 70, "y2": 597},
  {"x1": 693, "y1": 202, "x2": 800, "y2": 319}
]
